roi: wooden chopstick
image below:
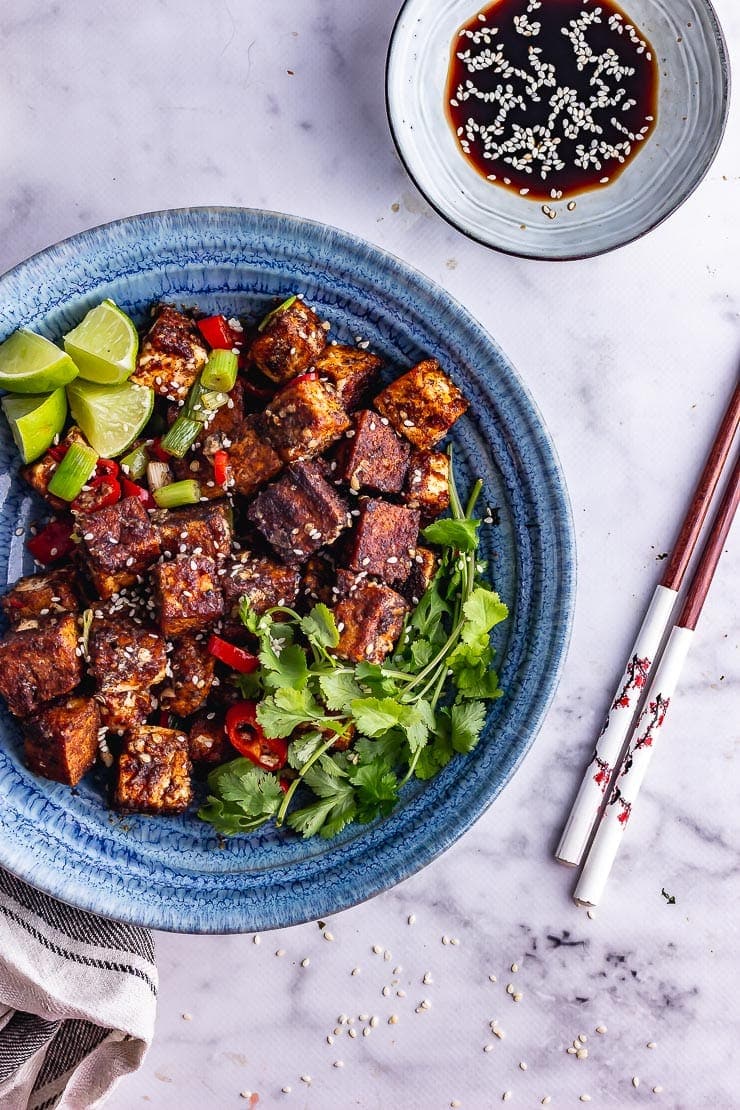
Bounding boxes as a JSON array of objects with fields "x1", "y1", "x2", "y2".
[
  {"x1": 556, "y1": 380, "x2": 740, "y2": 867},
  {"x1": 574, "y1": 452, "x2": 740, "y2": 907}
]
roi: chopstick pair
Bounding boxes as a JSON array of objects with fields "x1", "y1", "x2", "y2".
[{"x1": 556, "y1": 380, "x2": 740, "y2": 903}]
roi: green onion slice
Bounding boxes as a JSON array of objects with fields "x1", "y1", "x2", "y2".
[
  {"x1": 202, "y1": 350, "x2": 238, "y2": 393},
  {"x1": 47, "y1": 442, "x2": 99, "y2": 501},
  {"x1": 119, "y1": 443, "x2": 149, "y2": 479},
  {"x1": 160, "y1": 416, "x2": 202, "y2": 459},
  {"x1": 257, "y1": 294, "x2": 297, "y2": 333},
  {"x1": 153, "y1": 480, "x2": 201, "y2": 508}
]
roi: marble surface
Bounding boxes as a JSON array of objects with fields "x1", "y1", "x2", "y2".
[{"x1": 2, "y1": 1, "x2": 739, "y2": 1107}]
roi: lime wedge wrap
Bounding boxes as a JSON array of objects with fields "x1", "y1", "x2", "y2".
[
  {"x1": 0, "y1": 330, "x2": 78, "y2": 394},
  {"x1": 63, "y1": 299, "x2": 139, "y2": 385},
  {"x1": 1, "y1": 389, "x2": 67, "y2": 462},
  {"x1": 66, "y1": 379, "x2": 154, "y2": 457}
]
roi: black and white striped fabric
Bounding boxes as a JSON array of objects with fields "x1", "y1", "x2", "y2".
[{"x1": 0, "y1": 870, "x2": 156, "y2": 1110}]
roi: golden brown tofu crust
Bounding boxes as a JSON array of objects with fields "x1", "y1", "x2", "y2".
[
  {"x1": 171, "y1": 452, "x2": 224, "y2": 499},
  {"x1": 81, "y1": 496, "x2": 161, "y2": 587},
  {"x1": 23, "y1": 695, "x2": 100, "y2": 786},
  {"x1": 227, "y1": 416, "x2": 283, "y2": 497},
  {"x1": 333, "y1": 579, "x2": 409, "y2": 664},
  {"x1": 374, "y1": 359, "x2": 469, "y2": 450},
  {"x1": 313, "y1": 344, "x2": 382, "y2": 411},
  {"x1": 345, "y1": 499, "x2": 421, "y2": 585},
  {"x1": 88, "y1": 617, "x2": 167, "y2": 733},
  {"x1": 249, "y1": 298, "x2": 327, "y2": 383},
  {"x1": 131, "y1": 306, "x2": 208, "y2": 400},
  {"x1": 222, "y1": 553, "x2": 301, "y2": 617},
  {"x1": 300, "y1": 553, "x2": 337, "y2": 607},
  {"x1": 398, "y1": 546, "x2": 438, "y2": 605},
  {"x1": 335, "y1": 409, "x2": 410, "y2": 494},
  {"x1": 114, "y1": 725, "x2": 192, "y2": 815},
  {"x1": 404, "y1": 450, "x2": 451, "y2": 519},
  {"x1": 1, "y1": 569, "x2": 79, "y2": 627},
  {"x1": 153, "y1": 502, "x2": 233, "y2": 561},
  {"x1": 152, "y1": 554, "x2": 224, "y2": 638},
  {"x1": 262, "y1": 376, "x2": 350, "y2": 463},
  {"x1": 189, "y1": 711, "x2": 231, "y2": 764},
  {"x1": 247, "y1": 461, "x2": 350, "y2": 565},
  {"x1": 0, "y1": 615, "x2": 82, "y2": 718},
  {"x1": 159, "y1": 634, "x2": 215, "y2": 717}
]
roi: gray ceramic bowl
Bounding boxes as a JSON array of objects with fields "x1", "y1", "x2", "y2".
[{"x1": 386, "y1": 0, "x2": 730, "y2": 260}]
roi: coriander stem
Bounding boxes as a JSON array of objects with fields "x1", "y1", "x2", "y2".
[
  {"x1": 465, "y1": 478, "x2": 483, "y2": 519},
  {"x1": 276, "y1": 734, "x2": 339, "y2": 826}
]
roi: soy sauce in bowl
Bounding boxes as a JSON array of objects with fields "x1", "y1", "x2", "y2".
[{"x1": 445, "y1": 0, "x2": 658, "y2": 201}]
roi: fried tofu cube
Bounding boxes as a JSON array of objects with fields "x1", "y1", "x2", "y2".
[
  {"x1": 88, "y1": 618, "x2": 167, "y2": 734},
  {"x1": 114, "y1": 725, "x2": 192, "y2": 815},
  {"x1": 222, "y1": 552, "x2": 301, "y2": 617},
  {"x1": 80, "y1": 496, "x2": 161, "y2": 599},
  {"x1": 131, "y1": 306, "x2": 208, "y2": 400},
  {"x1": 300, "y1": 553, "x2": 337, "y2": 607},
  {"x1": 374, "y1": 359, "x2": 469, "y2": 450},
  {"x1": 171, "y1": 453, "x2": 223, "y2": 500},
  {"x1": 262, "y1": 375, "x2": 350, "y2": 463},
  {"x1": 167, "y1": 379, "x2": 245, "y2": 456},
  {"x1": 0, "y1": 615, "x2": 82, "y2": 718},
  {"x1": 313, "y1": 344, "x2": 382, "y2": 411},
  {"x1": 1, "y1": 569, "x2": 79, "y2": 628},
  {"x1": 332, "y1": 578, "x2": 409, "y2": 664},
  {"x1": 158, "y1": 634, "x2": 215, "y2": 717},
  {"x1": 21, "y1": 427, "x2": 89, "y2": 510},
  {"x1": 404, "y1": 450, "x2": 451, "y2": 519},
  {"x1": 398, "y1": 546, "x2": 438, "y2": 605},
  {"x1": 227, "y1": 415, "x2": 283, "y2": 497},
  {"x1": 152, "y1": 554, "x2": 224, "y2": 637},
  {"x1": 335, "y1": 409, "x2": 410, "y2": 493},
  {"x1": 189, "y1": 711, "x2": 231, "y2": 764},
  {"x1": 23, "y1": 695, "x2": 100, "y2": 786},
  {"x1": 247, "y1": 461, "x2": 350, "y2": 564},
  {"x1": 249, "y1": 296, "x2": 327, "y2": 383},
  {"x1": 153, "y1": 502, "x2": 233, "y2": 561},
  {"x1": 345, "y1": 499, "x2": 421, "y2": 585}
]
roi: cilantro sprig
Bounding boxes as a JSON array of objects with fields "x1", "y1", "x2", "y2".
[{"x1": 198, "y1": 451, "x2": 508, "y2": 839}]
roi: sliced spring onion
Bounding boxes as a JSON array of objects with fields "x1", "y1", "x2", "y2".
[
  {"x1": 257, "y1": 294, "x2": 297, "y2": 333},
  {"x1": 201, "y1": 349, "x2": 238, "y2": 392},
  {"x1": 47, "y1": 442, "x2": 99, "y2": 501},
  {"x1": 119, "y1": 443, "x2": 149, "y2": 479},
  {"x1": 147, "y1": 459, "x2": 172, "y2": 492},
  {"x1": 199, "y1": 389, "x2": 229, "y2": 413},
  {"x1": 153, "y1": 479, "x2": 201, "y2": 508},
  {"x1": 160, "y1": 416, "x2": 202, "y2": 458},
  {"x1": 182, "y1": 374, "x2": 205, "y2": 420}
]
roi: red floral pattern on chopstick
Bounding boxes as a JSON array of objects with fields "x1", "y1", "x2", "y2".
[{"x1": 611, "y1": 654, "x2": 651, "y2": 710}]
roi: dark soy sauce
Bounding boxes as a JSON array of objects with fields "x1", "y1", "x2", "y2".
[{"x1": 445, "y1": 0, "x2": 658, "y2": 201}]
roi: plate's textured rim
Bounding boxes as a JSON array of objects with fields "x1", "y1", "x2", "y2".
[
  {"x1": 385, "y1": 0, "x2": 731, "y2": 262},
  {"x1": 0, "y1": 207, "x2": 575, "y2": 932}
]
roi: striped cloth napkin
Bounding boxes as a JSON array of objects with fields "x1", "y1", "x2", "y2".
[{"x1": 0, "y1": 870, "x2": 156, "y2": 1110}]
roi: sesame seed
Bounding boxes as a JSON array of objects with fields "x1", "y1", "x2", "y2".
[
  {"x1": 388, "y1": 1014, "x2": 399, "y2": 1025},
  {"x1": 519, "y1": 1062, "x2": 527, "y2": 1071},
  {"x1": 422, "y1": 972, "x2": 432, "y2": 985},
  {"x1": 578, "y1": 1034, "x2": 587, "y2": 1043},
  {"x1": 647, "y1": 1041, "x2": 657, "y2": 1049},
  {"x1": 652, "y1": 1086, "x2": 663, "y2": 1094},
  {"x1": 181, "y1": 1012, "x2": 192, "y2": 1021},
  {"x1": 580, "y1": 1096, "x2": 591, "y2": 1103},
  {"x1": 281, "y1": 1086, "x2": 291, "y2": 1094},
  {"x1": 381, "y1": 986, "x2": 390, "y2": 997},
  {"x1": 542, "y1": 1099, "x2": 552, "y2": 1106},
  {"x1": 511, "y1": 963, "x2": 519, "y2": 973},
  {"x1": 513, "y1": 993, "x2": 523, "y2": 1003},
  {"x1": 595, "y1": 1025, "x2": 607, "y2": 1034},
  {"x1": 323, "y1": 930, "x2": 334, "y2": 942},
  {"x1": 300, "y1": 958, "x2": 310, "y2": 967},
  {"x1": 632, "y1": 1077, "x2": 640, "y2": 1088},
  {"x1": 333, "y1": 1060, "x2": 344, "y2": 1068},
  {"x1": 502, "y1": 1093, "x2": 512, "y2": 1102},
  {"x1": 275, "y1": 948, "x2": 286, "y2": 957},
  {"x1": 372, "y1": 944, "x2": 383, "y2": 954},
  {"x1": 300, "y1": 1075, "x2": 311, "y2": 1085},
  {"x1": 488, "y1": 974, "x2": 497, "y2": 982},
  {"x1": 326, "y1": 1035, "x2": 334, "y2": 1045},
  {"x1": 253, "y1": 934, "x2": 261, "y2": 945},
  {"x1": 351, "y1": 967, "x2": 360, "y2": 976},
  {"x1": 577, "y1": 1048, "x2": 588, "y2": 1059},
  {"x1": 407, "y1": 913, "x2": 416, "y2": 925}
]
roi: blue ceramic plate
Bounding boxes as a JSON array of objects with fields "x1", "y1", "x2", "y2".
[{"x1": 0, "y1": 209, "x2": 574, "y2": 932}]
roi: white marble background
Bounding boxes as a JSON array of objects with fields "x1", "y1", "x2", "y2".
[{"x1": 2, "y1": 1, "x2": 739, "y2": 1107}]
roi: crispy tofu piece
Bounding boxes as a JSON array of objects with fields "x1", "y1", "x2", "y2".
[
  {"x1": 332, "y1": 578, "x2": 409, "y2": 664},
  {"x1": 131, "y1": 306, "x2": 208, "y2": 400},
  {"x1": 1, "y1": 569, "x2": 79, "y2": 628},
  {"x1": 23, "y1": 695, "x2": 100, "y2": 786},
  {"x1": 166, "y1": 380, "x2": 246, "y2": 456},
  {"x1": 345, "y1": 499, "x2": 421, "y2": 585},
  {"x1": 397, "y1": 546, "x2": 438, "y2": 605},
  {"x1": 159, "y1": 634, "x2": 215, "y2": 717},
  {"x1": 0, "y1": 615, "x2": 81, "y2": 718},
  {"x1": 262, "y1": 375, "x2": 350, "y2": 463},
  {"x1": 227, "y1": 415, "x2": 283, "y2": 497},
  {"x1": 88, "y1": 617, "x2": 167, "y2": 734},
  {"x1": 21, "y1": 427, "x2": 89, "y2": 510},
  {"x1": 247, "y1": 461, "x2": 350, "y2": 564},
  {"x1": 300, "y1": 553, "x2": 337, "y2": 607},
  {"x1": 80, "y1": 496, "x2": 161, "y2": 600},
  {"x1": 313, "y1": 344, "x2": 382, "y2": 410},
  {"x1": 171, "y1": 452, "x2": 224, "y2": 499},
  {"x1": 374, "y1": 359, "x2": 469, "y2": 450},
  {"x1": 335, "y1": 409, "x2": 410, "y2": 493},
  {"x1": 249, "y1": 297, "x2": 327, "y2": 383},
  {"x1": 189, "y1": 711, "x2": 231, "y2": 764},
  {"x1": 222, "y1": 552, "x2": 300, "y2": 617},
  {"x1": 153, "y1": 502, "x2": 233, "y2": 561},
  {"x1": 404, "y1": 450, "x2": 451, "y2": 519},
  {"x1": 152, "y1": 554, "x2": 224, "y2": 638},
  {"x1": 114, "y1": 725, "x2": 192, "y2": 815}
]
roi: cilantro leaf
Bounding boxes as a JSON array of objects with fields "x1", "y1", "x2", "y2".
[
  {"x1": 354, "y1": 728, "x2": 409, "y2": 769},
  {"x1": 257, "y1": 687, "x2": 327, "y2": 738},
  {"x1": 350, "y1": 697, "x2": 433, "y2": 753},
  {"x1": 450, "y1": 700, "x2": 487, "y2": 752},
  {"x1": 286, "y1": 766, "x2": 357, "y2": 839},
  {"x1": 288, "y1": 729, "x2": 326, "y2": 770},
  {"x1": 300, "y1": 603, "x2": 339, "y2": 651},
  {"x1": 422, "y1": 518, "x2": 480, "y2": 551},
  {"x1": 319, "y1": 671, "x2": 366, "y2": 711},
  {"x1": 348, "y1": 762, "x2": 399, "y2": 823},
  {"x1": 354, "y1": 661, "x2": 401, "y2": 697},
  {"x1": 460, "y1": 587, "x2": 509, "y2": 644},
  {"x1": 414, "y1": 732, "x2": 454, "y2": 780},
  {"x1": 259, "y1": 643, "x2": 309, "y2": 690},
  {"x1": 198, "y1": 759, "x2": 283, "y2": 836}
]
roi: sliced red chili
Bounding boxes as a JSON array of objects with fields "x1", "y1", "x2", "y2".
[
  {"x1": 47, "y1": 443, "x2": 69, "y2": 462},
  {"x1": 208, "y1": 634, "x2": 259, "y2": 674},
  {"x1": 26, "y1": 519, "x2": 76, "y2": 565},
  {"x1": 225, "y1": 702, "x2": 288, "y2": 771},
  {"x1": 96, "y1": 458, "x2": 119, "y2": 479},
  {"x1": 148, "y1": 438, "x2": 171, "y2": 463},
  {"x1": 71, "y1": 474, "x2": 121, "y2": 514},
  {"x1": 197, "y1": 315, "x2": 244, "y2": 350},
  {"x1": 212, "y1": 449, "x2": 230, "y2": 488},
  {"x1": 121, "y1": 476, "x2": 155, "y2": 509}
]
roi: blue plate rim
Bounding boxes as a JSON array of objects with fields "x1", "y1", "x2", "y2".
[{"x1": 0, "y1": 207, "x2": 576, "y2": 931}]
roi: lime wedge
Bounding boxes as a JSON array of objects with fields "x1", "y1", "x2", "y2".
[
  {"x1": 63, "y1": 299, "x2": 139, "y2": 385},
  {"x1": 2, "y1": 388, "x2": 68, "y2": 462},
  {"x1": 66, "y1": 379, "x2": 154, "y2": 457},
  {"x1": 0, "y1": 329, "x2": 78, "y2": 394}
]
